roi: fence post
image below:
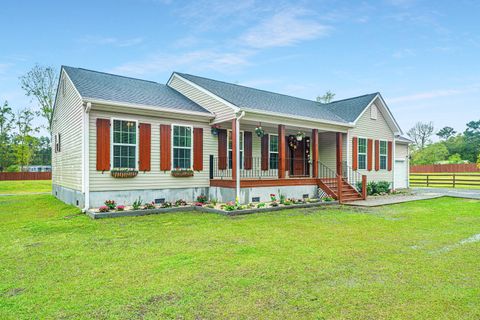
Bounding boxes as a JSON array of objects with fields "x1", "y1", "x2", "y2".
[
  {"x1": 453, "y1": 173, "x2": 456, "y2": 188},
  {"x1": 362, "y1": 175, "x2": 367, "y2": 200},
  {"x1": 426, "y1": 175, "x2": 429, "y2": 187},
  {"x1": 209, "y1": 155, "x2": 214, "y2": 180}
]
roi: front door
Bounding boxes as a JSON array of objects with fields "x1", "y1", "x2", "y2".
[{"x1": 292, "y1": 140, "x2": 305, "y2": 176}]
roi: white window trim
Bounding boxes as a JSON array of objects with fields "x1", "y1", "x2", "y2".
[
  {"x1": 379, "y1": 139, "x2": 388, "y2": 171},
  {"x1": 110, "y1": 118, "x2": 139, "y2": 170},
  {"x1": 357, "y1": 136, "x2": 368, "y2": 170},
  {"x1": 269, "y1": 133, "x2": 279, "y2": 170},
  {"x1": 227, "y1": 129, "x2": 244, "y2": 169},
  {"x1": 171, "y1": 123, "x2": 193, "y2": 170}
]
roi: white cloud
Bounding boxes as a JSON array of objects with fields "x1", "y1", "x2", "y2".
[
  {"x1": 389, "y1": 85, "x2": 480, "y2": 103},
  {"x1": 111, "y1": 50, "x2": 253, "y2": 76},
  {"x1": 240, "y1": 8, "x2": 331, "y2": 49},
  {"x1": 79, "y1": 36, "x2": 144, "y2": 47}
]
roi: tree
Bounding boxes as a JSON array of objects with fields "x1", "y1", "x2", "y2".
[
  {"x1": 13, "y1": 108, "x2": 39, "y2": 171},
  {"x1": 447, "y1": 153, "x2": 463, "y2": 164},
  {"x1": 407, "y1": 121, "x2": 434, "y2": 149},
  {"x1": 31, "y1": 136, "x2": 52, "y2": 165},
  {"x1": 20, "y1": 64, "x2": 58, "y2": 134},
  {"x1": 436, "y1": 126, "x2": 456, "y2": 140},
  {"x1": 463, "y1": 120, "x2": 480, "y2": 163},
  {"x1": 477, "y1": 153, "x2": 480, "y2": 169},
  {"x1": 316, "y1": 90, "x2": 336, "y2": 103},
  {"x1": 0, "y1": 101, "x2": 15, "y2": 171},
  {"x1": 411, "y1": 142, "x2": 449, "y2": 165}
]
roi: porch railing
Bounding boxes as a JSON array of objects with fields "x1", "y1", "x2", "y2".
[
  {"x1": 342, "y1": 161, "x2": 367, "y2": 199},
  {"x1": 209, "y1": 156, "x2": 311, "y2": 179}
]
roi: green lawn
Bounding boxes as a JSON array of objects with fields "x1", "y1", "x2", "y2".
[
  {"x1": 1, "y1": 195, "x2": 480, "y2": 319},
  {"x1": 410, "y1": 172, "x2": 480, "y2": 189},
  {"x1": 0, "y1": 180, "x2": 51, "y2": 195}
]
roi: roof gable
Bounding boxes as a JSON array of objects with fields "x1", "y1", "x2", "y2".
[{"x1": 62, "y1": 66, "x2": 210, "y2": 114}]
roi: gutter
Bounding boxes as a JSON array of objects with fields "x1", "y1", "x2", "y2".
[
  {"x1": 235, "y1": 110, "x2": 245, "y2": 202},
  {"x1": 82, "y1": 102, "x2": 91, "y2": 212}
]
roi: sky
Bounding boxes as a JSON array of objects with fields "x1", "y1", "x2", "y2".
[{"x1": 1, "y1": 0, "x2": 479, "y2": 136}]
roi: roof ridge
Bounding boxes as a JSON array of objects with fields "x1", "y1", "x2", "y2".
[
  {"x1": 63, "y1": 65, "x2": 160, "y2": 84},
  {"x1": 176, "y1": 72, "x2": 326, "y2": 105},
  {"x1": 325, "y1": 92, "x2": 379, "y2": 105}
]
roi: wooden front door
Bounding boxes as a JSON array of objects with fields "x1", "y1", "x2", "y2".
[{"x1": 292, "y1": 140, "x2": 305, "y2": 176}]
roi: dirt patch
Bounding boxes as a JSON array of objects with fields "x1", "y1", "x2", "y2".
[{"x1": 3, "y1": 287, "x2": 25, "y2": 297}]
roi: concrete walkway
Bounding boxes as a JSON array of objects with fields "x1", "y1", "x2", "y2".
[{"x1": 345, "y1": 187, "x2": 480, "y2": 207}]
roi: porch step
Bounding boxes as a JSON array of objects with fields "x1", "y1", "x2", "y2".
[{"x1": 318, "y1": 177, "x2": 363, "y2": 202}]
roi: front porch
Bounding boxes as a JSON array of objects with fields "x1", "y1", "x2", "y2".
[{"x1": 208, "y1": 118, "x2": 367, "y2": 203}]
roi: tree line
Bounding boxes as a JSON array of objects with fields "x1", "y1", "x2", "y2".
[
  {"x1": 0, "y1": 65, "x2": 56, "y2": 172},
  {"x1": 407, "y1": 120, "x2": 480, "y2": 168}
]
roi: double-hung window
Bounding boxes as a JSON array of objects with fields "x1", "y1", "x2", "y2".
[
  {"x1": 379, "y1": 140, "x2": 387, "y2": 170},
  {"x1": 172, "y1": 125, "x2": 192, "y2": 169},
  {"x1": 113, "y1": 119, "x2": 137, "y2": 169},
  {"x1": 228, "y1": 130, "x2": 244, "y2": 169},
  {"x1": 358, "y1": 138, "x2": 367, "y2": 170},
  {"x1": 269, "y1": 134, "x2": 278, "y2": 169}
]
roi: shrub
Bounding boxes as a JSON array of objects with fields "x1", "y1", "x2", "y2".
[
  {"x1": 210, "y1": 198, "x2": 218, "y2": 206},
  {"x1": 270, "y1": 194, "x2": 276, "y2": 202},
  {"x1": 196, "y1": 194, "x2": 208, "y2": 204},
  {"x1": 175, "y1": 199, "x2": 187, "y2": 206},
  {"x1": 280, "y1": 194, "x2": 286, "y2": 204},
  {"x1": 132, "y1": 197, "x2": 142, "y2": 210},
  {"x1": 270, "y1": 201, "x2": 279, "y2": 207},
  {"x1": 117, "y1": 205, "x2": 125, "y2": 211},
  {"x1": 323, "y1": 196, "x2": 334, "y2": 202},
  {"x1": 224, "y1": 201, "x2": 236, "y2": 211},
  {"x1": 257, "y1": 202, "x2": 266, "y2": 208},
  {"x1": 99, "y1": 206, "x2": 109, "y2": 212},
  {"x1": 283, "y1": 200, "x2": 292, "y2": 205},
  {"x1": 194, "y1": 202, "x2": 204, "y2": 207},
  {"x1": 143, "y1": 202, "x2": 155, "y2": 210},
  {"x1": 307, "y1": 198, "x2": 319, "y2": 203},
  {"x1": 104, "y1": 200, "x2": 116, "y2": 210},
  {"x1": 375, "y1": 181, "x2": 391, "y2": 194},
  {"x1": 161, "y1": 202, "x2": 172, "y2": 208}
]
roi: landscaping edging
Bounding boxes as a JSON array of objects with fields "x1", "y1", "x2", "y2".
[{"x1": 86, "y1": 201, "x2": 339, "y2": 219}]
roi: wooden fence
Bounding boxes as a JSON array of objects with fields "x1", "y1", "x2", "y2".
[
  {"x1": 0, "y1": 172, "x2": 52, "y2": 181},
  {"x1": 410, "y1": 163, "x2": 480, "y2": 173},
  {"x1": 410, "y1": 173, "x2": 480, "y2": 188}
]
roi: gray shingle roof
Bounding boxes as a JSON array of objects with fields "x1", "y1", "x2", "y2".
[
  {"x1": 176, "y1": 72, "x2": 363, "y2": 124},
  {"x1": 325, "y1": 93, "x2": 379, "y2": 122},
  {"x1": 62, "y1": 66, "x2": 210, "y2": 114}
]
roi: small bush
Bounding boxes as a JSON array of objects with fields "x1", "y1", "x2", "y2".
[
  {"x1": 175, "y1": 199, "x2": 187, "y2": 207},
  {"x1": 98, "y1": 206, "x2": 109, "y2": 212},
  {"x1": 323, "y1": 196, "x2": 334, "y2": 202},
  {"x1": 210, "y1": 198, "x2": 218, "y2": 206},
  {"x1": 143, "y1": 202, "x2": 155, "y2": 210},
  {"x1": 161, "y1": 202, "x2": 172, "y2": 208},
  {"x1": 196, "y1": 194, "x2": 208, "y2": 204},
  {"x1": 224, "y1": 201, "x2": 236, "y2": 211},
  {"x1": 270, "y1": 194, "x2": 277, "y2": 202},
  {"x1": 270, "y1": 201, "x2": 279, "y2": 207},
  {"x1": 257, "y1": 202, "x2": 266, "y2": 208},
  {"x1": 104, "y1": 200, "x2": 116, "y2": 210},
  {"x1": 132, "y1": 197, "x2": 142, "y2": 210},
  {"x1": 116, "y1": 205, "x2": 125, "y2": 211},
  {"x1": 375, "y1": 181, "x2": 391, "y2": 194}
]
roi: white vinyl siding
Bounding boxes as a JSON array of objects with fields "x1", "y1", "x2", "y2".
[
  {"x1": 51, "y1": 70, "x2": 83, "y2": 191},
  {"x1": 89, "y1": 109, "x2": 214, "y2": 192},
  {"x1": 168, "y1": 75, "x2": 235, "y2": 123},
  {"x1": 349, "y1": 100, "x2": 395, "y2": 183}
]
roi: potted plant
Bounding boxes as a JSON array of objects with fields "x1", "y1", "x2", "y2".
[
  {"x1": 255, "y1": 125, "x2": 265, "y2": 137},
  {"x1": 296, "y1": 131, "x2": 305, "y2": 141},
  {"x1": 171, "y1": 168, "x2": 194, "y2": 177},
  {"x1": 211, "y1": 124, "x2": 220, "y2": 136},
  {"x1": 111, "y1": 168, "x2": 138, "y2": 178}
]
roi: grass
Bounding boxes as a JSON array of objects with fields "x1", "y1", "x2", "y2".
[
  {"x1": 1, "y1": 195, "x2": 480, "y2": 319},
  {"x1": 0, "y1": 180, "x2": 51, "y2": 195},
  {"x1": 410, "y1": 172, "x2": 480, "y2": 189}
]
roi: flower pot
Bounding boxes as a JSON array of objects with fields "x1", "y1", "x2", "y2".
[
  {"x1": 111, "y1": 169, "x2": 138, "y2": 178},
  {"x1": 171, "y1": 170, "x2": 194, "y2": 177}
]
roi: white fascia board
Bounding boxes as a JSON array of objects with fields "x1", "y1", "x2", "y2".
[
  {"x1": 83, "y1": 98, "x2": 215, "y2": 119},
  {"x1": 169, "y1": 73, "x2": 241, "y2": 113},
  {"x1": 242, "y1": 108, "x2": 354, "y2": 129}
]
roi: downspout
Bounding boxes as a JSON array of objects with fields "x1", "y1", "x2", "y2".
[
  {"x1": 235, "y1": 111, "x2": 245, "y2": 202},
  {"x1": 82, "y1": 102, "x2": 91, "y2": 212}
]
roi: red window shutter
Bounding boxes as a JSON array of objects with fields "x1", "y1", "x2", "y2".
[
  {"x1": 217, "y1": 129, "x2": 227, "y2": 170},
  {"x1": 388, "y1": 141, "x2": 393, "y2": 171},
  {"x1": 375, "y1": 140, "x2": 380, "y2": 171},
  {"x1": 244, "y1": 131, "x2": 252, "y2": 170},
  {"x1": 139, "y1": 123, "x2": 151, "y2": 171},
  {"x1": 193, "y1": 127, "x2": 203, "y2": 171},
  {"x1": 352, "y1": 137, "x2": 358, "y2": 171},
  {"x1": 367, "y1": 139, "x2": 373, "y2": 171},
  {"x1": 285, "y1": 136, "x2": 289, "y2": 172},
  {"x1": 96, "y1": 118, "x2": 110, "y2": 171},
  {"x1": 261, "y1": 134, "x2": 269, "y2": 170},
  {"x1": 160, "y1": 124, "x2": 171, "y2": 171}
]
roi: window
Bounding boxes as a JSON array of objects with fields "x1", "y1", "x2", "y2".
[
  {"x1": 358, "y1": 138, "x2": 367, "y2": 170},
  {"x1": 269, "y1": 134, "x2": 278, "y2": 169},
  {"x1": 172, "y1": 125, "x2": 192, "y2": 169},
  {"x1": 380, "y1": 140, "x2": 387, "y2": 170},
  {"x1": 228, "y1": 130, "x2": 244, "y2": 169},
  {"x1": 370, "y1": 104, "x2": 378, "y2": 120},
  {"x1": 112, "y1": 119, "x2": 137, "y2": 169}
]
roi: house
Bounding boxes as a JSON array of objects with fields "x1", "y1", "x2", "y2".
[
  {"x1": 27, "y1": 165, "x2": 52, "y2": 172},
  {"x1": 52, "y1": 66, "x2": 410, "y2": 210}
]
